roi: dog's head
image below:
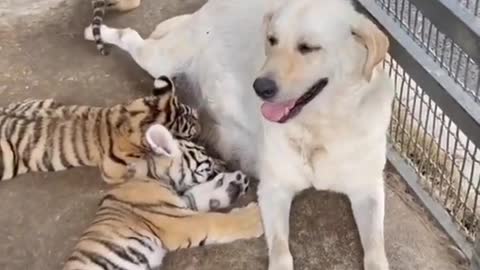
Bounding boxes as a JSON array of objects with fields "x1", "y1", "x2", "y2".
[{"x1": 254, "y1": 0, "x2": 389, "y2": 123}]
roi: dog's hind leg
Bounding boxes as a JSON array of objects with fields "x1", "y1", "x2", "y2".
[
  {"x1": 84, "y1": 24, "x2": 191, "y2": 77},
  {"x1": 149, "y1": 14, "x2": 192, "y2": 40},
  {"x1": 107, "y1": 0, "x2": 141, "y2": 11},
  {"x1": 84, "y1": 24, "x2": 143, "y2": 54},
  {"x1": 347, "y1": 181, "x2": 389, "y2": 270}
]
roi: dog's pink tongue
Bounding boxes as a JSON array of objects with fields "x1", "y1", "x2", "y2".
[{"x1": 261, "y1": 100, "x2": 296, "y2": 122}]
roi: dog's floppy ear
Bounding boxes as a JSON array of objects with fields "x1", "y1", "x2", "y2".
[{"x1": 352, "y1": 15, "x2": 389, "y2": 81}]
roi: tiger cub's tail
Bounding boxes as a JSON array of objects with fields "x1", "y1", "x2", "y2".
[{"x1": 91, "y1": 0, "x2": 108, "y2": 55}]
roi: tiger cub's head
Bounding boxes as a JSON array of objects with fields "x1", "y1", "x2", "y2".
[
  {"x1": 126, "y1": 124, "x2": 249, "y2": 210},
  {"x1": 119, "y1": 76, "x2": 200, "y2": 148},
  {"x1": 130, "y1": 124, "x2": 228, "y2": 190}
]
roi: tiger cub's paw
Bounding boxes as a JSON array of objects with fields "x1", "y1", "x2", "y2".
[
  {"x1": 188, "y1": 171, "x2": 251, "y2": 211},
  {"x1": 224, "y1": 170, "x2": 250, "y2": 199},
  {"x1": 230, "y1": 202, "x2": 264, "y2": 238}
]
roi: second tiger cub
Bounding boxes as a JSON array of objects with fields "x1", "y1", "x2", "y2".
[{"x1": 0, "y1": 76, "x2": 199, "y2": 183}]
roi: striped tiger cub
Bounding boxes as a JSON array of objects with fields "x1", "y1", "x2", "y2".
[
  {"x1": 0, "y1": 76, "x2": 200, "y2": 183},
  {"x1": 91, "y1": 0, "x2": 142, "y2": 55},
  {"x1": 63, "y1": 124, "x2": 262, "y2": 270}
]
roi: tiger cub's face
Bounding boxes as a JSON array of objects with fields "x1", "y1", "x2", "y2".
[
  {"x1": 150, "y1": 75, "x2": 200, "y2": 140},
  {"x1": 164, "y1": 97, "x2": 200, "y2": 140},
  {"x1": 173, "y1": 140, "x2": 227, "y2": 191},
  {"x1": 124, "y1": 94, "x2": 200, "y2": 141},
  {"x1": 139, "y1": 124, "x2": 228, "y2": 191},
  {"x1": 120, "y1": 76, "x2": 200, "y2": 150}
]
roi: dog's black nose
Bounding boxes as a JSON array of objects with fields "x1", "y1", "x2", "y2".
[{"x1": 253, "y1": 77, "x2": 278, "y2": 100}]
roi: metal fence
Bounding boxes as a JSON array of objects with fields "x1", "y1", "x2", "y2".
[
  {"x1": 457, "y1": 0, "x2": 480, "y2": 16},
  {"x1": 354, "y1": 0, "x2": 480, "y2": 266}
]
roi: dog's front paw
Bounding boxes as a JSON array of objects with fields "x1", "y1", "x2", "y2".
[
  {"x1": 268, "y1": 241, "x2": 294, "y2": 270},
  {"x1": 268, "y1": 253, "x2": 293, "y2": 270},
  {"x1": 84, "y1": 25, "x2": 95, "y2": 41},
  {"x1": 364, "y1": 252, "x2": 389, "y2": 270}
]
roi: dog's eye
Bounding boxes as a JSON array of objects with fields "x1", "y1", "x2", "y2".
[
  {"x1": 267, "y1": 35, "x2": 278, "y2": 46},
  {"x1": 298, "y1": 43, "x2": 322, "y2": 54}
]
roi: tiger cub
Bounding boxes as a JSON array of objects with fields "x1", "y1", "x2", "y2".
[
  {"x1": 91, "y1": 0, "x2": 142, "y2": 55},
  {"x1": 0, "y1": 76, "x2": 200, "y2": 183},
  {"x1": 63, "y1": 124, "x2": 262, "y2": 270}
]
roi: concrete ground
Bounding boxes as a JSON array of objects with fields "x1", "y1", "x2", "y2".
[{"x1": 0, "y1": 0, "x2": 471, "y2": 269}]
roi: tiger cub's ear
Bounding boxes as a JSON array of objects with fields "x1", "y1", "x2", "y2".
[
  {"x1": 145, "y1": 124, "x2": 180, "y2": 157},
  {"x1": 152, "y1": 76, "x2": 174, "y2": 96}
]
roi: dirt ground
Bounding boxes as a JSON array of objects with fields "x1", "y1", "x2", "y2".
[{"x1": 0, "y1": 0, "x2": 471, "y2": 269}]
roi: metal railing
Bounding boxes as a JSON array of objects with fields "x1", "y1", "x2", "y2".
[
  {"x1": 354, "y1": 0, "x2": 480, "y2": 267},
  {"x1": 456, "y1": 0, "x2": 480, "y2": 16}
]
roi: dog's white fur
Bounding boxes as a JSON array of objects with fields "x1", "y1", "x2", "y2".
[{"x1": 84, "y1": 0, "x2": 394, "y2": 269}]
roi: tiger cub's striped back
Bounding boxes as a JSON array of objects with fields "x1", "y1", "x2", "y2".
[
  {"x1": 0, "y1": 76, "x2": 200, "y2": 183},
  {"x1": 63, "y1": 125, "x2": 261, "y2": 270},
  {"x1": 0, "y1": 98, "x2": 60, "y2": 116},
  {"x1": 90, "y1": 0, "x2": 142, "y2": 55}
]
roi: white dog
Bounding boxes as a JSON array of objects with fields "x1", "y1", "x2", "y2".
[{"x1": 85, "y1": 0, "x2": 393, "y2": 269}]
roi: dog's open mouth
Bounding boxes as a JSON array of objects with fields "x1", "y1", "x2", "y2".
[{"x1": 261, "y1": 78, "x2": 329, "y2": 123}]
